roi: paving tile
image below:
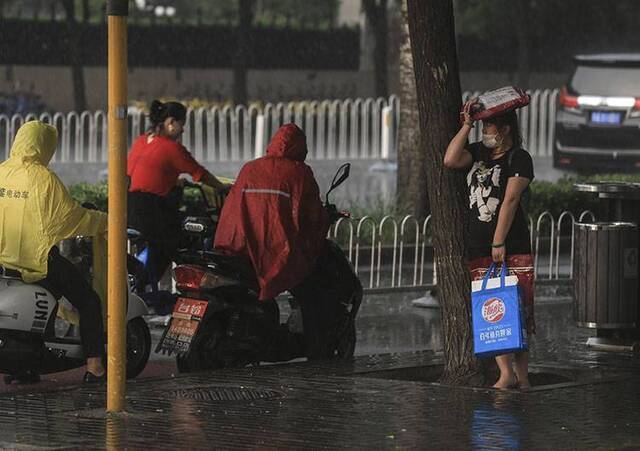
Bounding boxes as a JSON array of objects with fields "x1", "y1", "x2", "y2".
[{"x1": 1, "y1": 301, "x2": 639, "y2": 449}]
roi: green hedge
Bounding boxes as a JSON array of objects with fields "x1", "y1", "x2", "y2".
[
  {"x1": 68, "y1": 182, "x2": 207, "y2": 213},
  {"x1": 69, "y1": 182, "x2": 108, "y2": 211},
  {"x1": 69, "y1": 174, "x2": 640, "y2": 220},
  {"x1": 529, "y1": 174, "x2": 640, "y2": 219},
  {"x1": 528, "y1": 179, "x2": 595, "y2": 219}
]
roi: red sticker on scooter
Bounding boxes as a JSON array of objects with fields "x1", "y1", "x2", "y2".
[{"x1": 173, "y1": 298, "x2": 208, "y2": 320}]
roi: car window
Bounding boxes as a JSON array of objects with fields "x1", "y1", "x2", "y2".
[{"x1": 570, "y1": 66, "x2": 640, "y2": 97}]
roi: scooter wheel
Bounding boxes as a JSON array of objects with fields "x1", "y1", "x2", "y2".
[
  {"x1": 176, "y1": 353, "x2": 195, "y2": 373},
  {"x1": 176, "y1": 318, "x2": 225, "y2": 373},
  {"x1": 335, "y1": 322, "x2": 356, "y2": 359},
  {"x1": 126, "y1": 317, "x2": 151, "y2": 379}
]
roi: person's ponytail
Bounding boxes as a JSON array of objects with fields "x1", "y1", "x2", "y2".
[
  {"x1": 149, "y1": 99, "x2": 167, "y2": 127},
  {"x1": 147, "y1": 99, "x2": 187, "y2": 135}
]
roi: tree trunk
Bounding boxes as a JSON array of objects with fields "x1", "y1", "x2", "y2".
[
  {"x1": 406, "y1": 0, "x2": 483, "y2": 385},
  {"x1": 363, "y1": 0, "x2": 388, "y2": 98},
  {"x1": 61, "y1": 0, "x2": 87, "y2": 111},
  {"x1": 514, "y1": 0, "x2": 531, "y2": 88},
  {"x1": 396, "y1": 0, "x2": 427, "y2": 219},
  {"x1": 232, "y1": 0, "x2": 255, "y2": 106},
  {"x1": 82, "y1": 0, "x2": 90, "y2": 22}
]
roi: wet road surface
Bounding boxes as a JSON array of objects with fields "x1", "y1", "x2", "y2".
[
  {"x1": 2, "y1": 290, "x2": 640, "y2": 449},
  {"x1": 0, "y1": 291, "x2": 440, "y2": 394}
]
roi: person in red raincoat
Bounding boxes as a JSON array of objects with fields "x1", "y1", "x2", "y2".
[{"x1": 214, "y1": 123, "x2": 336, "y2": 359}]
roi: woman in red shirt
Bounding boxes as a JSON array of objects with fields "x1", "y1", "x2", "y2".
[{"x1": 127, "y1": 100, "x2": 226, "y2": 287}]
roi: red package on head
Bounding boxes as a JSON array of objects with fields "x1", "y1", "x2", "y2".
[{"x1": 460, "y1": 86, "x2": 530, "y2": 124}]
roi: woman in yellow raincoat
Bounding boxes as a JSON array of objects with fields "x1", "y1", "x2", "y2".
[{"x1": 0, "y1": 121, "x2": 107, "y2": 383}]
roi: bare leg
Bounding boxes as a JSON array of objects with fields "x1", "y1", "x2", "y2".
[
  {"x1": 86, "y1": 357, "x2": 105, "y2": 376},
  {"x1": 493, "y1": 354, "x2": 517, "y2": 389},
  {"x1": 514, "y1": 351, "x2": 530, "y2": 389}
]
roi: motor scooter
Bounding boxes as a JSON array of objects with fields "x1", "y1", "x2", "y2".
[
  {"x1": 0, "y1": 240, "x2": 151, "y2": 384},
  {"x1": 156, "y1": 163, "x2": 362, "y2": 372}
]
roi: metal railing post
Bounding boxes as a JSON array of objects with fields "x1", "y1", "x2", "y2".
[{"x1": 254, "y1": 113, "x2": 265, "y2": 158}]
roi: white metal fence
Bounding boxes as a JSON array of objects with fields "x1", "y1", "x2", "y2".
[
  {"x1": 1, "y1": 89, "x2": 559, "y2": 163},
  {"x1": 0, "y1": 97, "x2": 400, "y2": 163},
  {"x1": 334, "y1": 209, "x2": 594, "y2": 293}
]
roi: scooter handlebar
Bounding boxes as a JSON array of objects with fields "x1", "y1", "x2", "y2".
[{"x1": 325, "y1": 203, "x2": 350, "y2": 223}]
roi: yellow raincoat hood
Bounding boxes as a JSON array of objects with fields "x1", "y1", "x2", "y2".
[
  {"x1": 8, "y1": 120, "x2": 58, "y2": 166},
  {"x1": 0, "y1": 121, "x2": 107, "y2": 283}
]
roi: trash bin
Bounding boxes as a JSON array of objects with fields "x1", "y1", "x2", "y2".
[{"x1": 573, "y1": 222, "x2": 639, "y2": 329}]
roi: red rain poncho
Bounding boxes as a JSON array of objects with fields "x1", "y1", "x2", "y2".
[{"x1": 214, "y1": 124, "x2": 330, "y2": 300}]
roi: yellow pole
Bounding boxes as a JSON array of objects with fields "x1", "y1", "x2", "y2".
[
  {"x1": 107, "y1": 0, "x2": 128, "y2": 413},
  {"x1": 105, "y1": 416, "x2": 126, "y2": 450}
]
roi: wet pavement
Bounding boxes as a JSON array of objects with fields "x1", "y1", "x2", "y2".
[
  {"x1": 0, "y1": 291, "x2": 438, "y2": 395},
  {"x1": 1, "y1": 290, "x2": 639, "y2": 449}
]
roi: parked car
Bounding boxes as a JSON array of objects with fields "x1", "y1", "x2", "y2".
[{"x1": 554, "y1": 53, "x2": 640, "y2": 171}]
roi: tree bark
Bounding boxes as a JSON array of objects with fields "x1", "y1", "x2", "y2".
[
  {"x1": 60, "y1": 0, "x2": 87, "y2": 111},
  {"x1": 232, "y1": 0, "x2": 255, "y2": 106},
  {"x1": 363, "y1": 0, "x2": 389, "y2": 98},
  {"x1": 514, "y1": 0, "x2": 531, "y2": 88},
  {"x1": 82, "y1": 0, "x2": 90, "y2": 22},
  {"x1": 396, "y1": 0, "x2": 428, "y2": 219},
  {"x1": 407, "y1": 0, "x2": 483, "y2": 385}
]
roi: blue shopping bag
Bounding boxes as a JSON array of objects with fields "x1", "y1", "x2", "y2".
[{"x1": 471, "y1": 262, "x2": 528, "y2": 358}]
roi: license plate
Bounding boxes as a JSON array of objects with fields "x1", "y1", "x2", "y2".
[
  {"x1": 173, "y1": 297, "x2": 208, "y2": 320},
  {"x1": 157, "y1": 298, "x2": 209, "y2": 355},
  {"x1": 590, "y1": 111, "x2": 622, "y2": 125}
]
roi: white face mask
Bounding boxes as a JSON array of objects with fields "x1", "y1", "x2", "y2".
[{"x1": 482, "y1": 133, "x2": 503, "y2": 149}]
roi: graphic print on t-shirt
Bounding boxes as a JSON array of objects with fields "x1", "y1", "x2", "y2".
[{"x1": 467, "y1": 161, "x2": 502, "y2": 223}]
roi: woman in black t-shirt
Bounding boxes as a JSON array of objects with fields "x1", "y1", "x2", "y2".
[{"x1": 444, "y1": 100, "x2": 535, "y2": 390}]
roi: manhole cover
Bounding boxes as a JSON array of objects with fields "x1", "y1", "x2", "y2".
[{"x1": 169, "y1": 386, "x2": 285, "y2": 402}]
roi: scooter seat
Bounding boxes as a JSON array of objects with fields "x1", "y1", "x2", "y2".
[
  {"x1": 208, "y1": 253, "x2": 260, "y2": 292},
  {"x1": 0, "y1": 266, "x2": 22, "y2": 279}
]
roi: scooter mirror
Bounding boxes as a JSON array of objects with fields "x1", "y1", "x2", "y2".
[{"x1": 325, "y1": 163, "x2": 351, "y2": 204}]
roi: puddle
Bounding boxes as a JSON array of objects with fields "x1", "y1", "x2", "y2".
[{"x1": 353, "y1": 363, "x2": 632, "y2": 392}]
